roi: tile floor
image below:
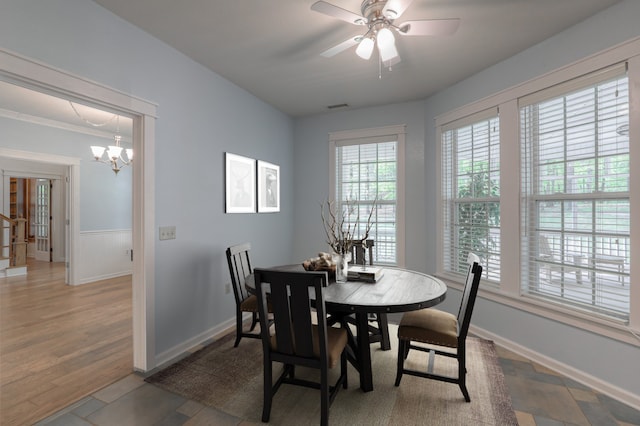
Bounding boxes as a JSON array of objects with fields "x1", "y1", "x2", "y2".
[{"x1": 35, "y1": 343, "x2": 639, "y2": 426}]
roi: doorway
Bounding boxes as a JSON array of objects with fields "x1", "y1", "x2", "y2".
[
  {"x1": 0, "y1": 48, "x2": 157, "y2": 373},
  {"x1": 7, "y1": 177, "x2": 59, "y2": 263}
]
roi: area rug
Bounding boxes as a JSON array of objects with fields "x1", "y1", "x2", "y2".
[{"x1": 146, "y1": 325, "x2": 517, "y2": 425}]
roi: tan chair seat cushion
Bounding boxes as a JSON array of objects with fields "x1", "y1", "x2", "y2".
[
  {"x1": 398, "y1": 308, "x2": 458, "y2": 348},
  {"x1": 240, "y1": 294, "x2": 272, "y2": 313},
  {"x1": 271, "y1": 325, "x2": 348, "y2": 369},
  {"x1": 239, "y1": 294, "x2": 259, "y2": 312}
]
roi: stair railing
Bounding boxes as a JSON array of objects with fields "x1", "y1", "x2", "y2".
[{"x1": 0, "y1": 213, "x2": 27, "y2": 267}]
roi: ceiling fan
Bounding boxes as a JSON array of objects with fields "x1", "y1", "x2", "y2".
[{"x1": 311, "y1": 0, "x2": 460, "y2": 67}]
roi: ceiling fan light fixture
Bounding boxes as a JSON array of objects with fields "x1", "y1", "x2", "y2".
[
  {"x1": 377, "y1": 27, "x2": 398, "y2": 63},
  {"x1": 356, "y1": 36, "x2": 375, "y2": 60}
]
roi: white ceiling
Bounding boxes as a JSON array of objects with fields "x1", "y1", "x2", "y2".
[
  {"x1": 0, "y1": 0, "x2": 622, "y2": 127},
  {"x1": 0, "y1": 81, "x2": 133, "y2": 140},
  {"x1": 92, "y1": 0, "x2": 621, "y2": 117}
]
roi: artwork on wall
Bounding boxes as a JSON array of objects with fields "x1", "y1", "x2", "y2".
[
  {"x1": 257, "y1": 160, "x2": 280, "y2": 213},
  {"x1": 225, "y1": 153, "x2": 256, "y2": 213}
]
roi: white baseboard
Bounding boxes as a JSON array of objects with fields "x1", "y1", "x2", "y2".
[
  {"x1": 0, "y1": 265, "x2": 27, "y2": 277},
  {"x1": 470, "y1": 324, "x2": 640, "y2": 412},
  {"x1": 153, "y1": 316, "x2": 238, "y2": 369},
  {"x1": 74, "y1": 271, "x2": 132, "y2": 285}
]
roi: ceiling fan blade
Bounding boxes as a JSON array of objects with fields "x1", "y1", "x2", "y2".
[
  {"x1": 320, "y1": 36, "x2": 361, "y2": 58},
  {"x1": 382, "y1": 0, "x2": 414, "y2": 20},
  {"x1": 311, "y1": 1, "x2": 366, "y2": 25},
  {"x1": 397, "y1": 19, "x2": 460, "y2": 36}
]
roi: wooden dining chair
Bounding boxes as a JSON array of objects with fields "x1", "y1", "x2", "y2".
[
  {"x1": 394, "y1": 252, "x2": 482, "y2": 402},
  {"x1": 348, "y1": 239, "x2": 390, "y2": 350},
  {"x1": 254, "y1": 268, "x2": 348, "y2": 426},
  {"x1": 349, "y1": 239, "x2": 375, "y2": 266},
  {"x1": 225, "y1": 242, "x2": 267, "y2": 347}
]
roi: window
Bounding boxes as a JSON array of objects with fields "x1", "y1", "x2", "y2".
[
  {"x1": 441, "y1": 110, "x2": 500, "y2": 283},
  {"x1": 520, "y1": 64, "x2": 630, "y2": 320},
  {"x1": 330, "y1": 125, "x2": 405, "y2": 266}
]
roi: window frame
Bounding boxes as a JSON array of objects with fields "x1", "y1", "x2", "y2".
[
  {"x1": 435, "y1": 38, "x2": 640, "y2": 346},
  {"x1": 519, "y1": 67, "x2": 630, "y2": 320},
  {"x1": 329, "y1": 125, "x2": 406, "y2": 267},
  {"x1": 440, "y1": 108, "x2": 501, "y2": 285}
]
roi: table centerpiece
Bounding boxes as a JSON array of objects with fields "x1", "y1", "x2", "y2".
[{"x1": 318, "y1": 198, "x2": 375, "y2": 283}]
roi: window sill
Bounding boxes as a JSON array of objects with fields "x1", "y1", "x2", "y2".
[{"x1": 435, "y1": 272, "x2": 640, "y2": 348}]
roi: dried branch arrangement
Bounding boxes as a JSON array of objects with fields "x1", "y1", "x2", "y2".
[{"x1": 320, "y1": 198, "x2": 376, "y2": 255}]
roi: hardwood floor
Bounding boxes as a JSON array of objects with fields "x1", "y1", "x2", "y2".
[{"x1": 0, "y1": 259, "x2": 133, "y2": 426}]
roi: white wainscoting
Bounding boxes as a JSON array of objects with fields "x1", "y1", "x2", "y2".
[{"x1": 77, "y1": 229, "x2": 132, "y2": 284}]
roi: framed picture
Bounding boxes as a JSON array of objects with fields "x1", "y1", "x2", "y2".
[
  {"x1": 225, "y1": 153, "x2": 256, "y2": 213},
  {"x1": 257, "y1": 160, "x2": 280, "y2": 213}
]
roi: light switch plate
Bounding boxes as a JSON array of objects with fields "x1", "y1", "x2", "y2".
[{"x1": 159, "y1": 226, "x2": 176, "y2": 240}]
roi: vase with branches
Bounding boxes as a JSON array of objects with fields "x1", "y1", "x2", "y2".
[{"x1": 320, "y1": 198, "x2": 376, "y2": 282}]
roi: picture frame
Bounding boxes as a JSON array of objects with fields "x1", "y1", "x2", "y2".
[
  {"x1": 257, "y1": 160, "x2": 280, "y2": 213},
  {"x1": 225, "y1": 153, "x2": 256, "y2": 213}
]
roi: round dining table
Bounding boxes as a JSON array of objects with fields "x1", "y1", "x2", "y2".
[{"x1": 250, "y1": 265, "x2": 447, "y2": 392}]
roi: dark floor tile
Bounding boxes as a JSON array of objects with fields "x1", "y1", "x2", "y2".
[
  {"x1": 504, "y1": 375, "x2": 590, "y2": 425},
  {"x1": 153, "y1": 410, "x2": 191, "y2": 425},
  {"x1": 533, "y1": 415, "x2": 565, "y2": 426},
  {"x1": 500, "y1": 358, "x2": 565, "y2": 386},
  {"x1": 562, "y1": 376, "x2": 592, "y2": 391},
  {"x1": 499, "y1": 358, "x2": 537, "y2": 375},
  {"x1": 72, "y1": 397, "x2": 106, "y2": 418},
  {"x1": 185, "y1": 406, "x2": 243, "y2": 426},
  {"x1": 36, "y1": 412, "x2": 92, "y2": 426},
  {"x1": 597, "y1": 393, "x2": 640, "y2": 425},
  {"x1": 577, "y1": 400, "x2": 619, "y2": 426},
  {"x1": 87, "y1": 384, "x2": 187, "y2": 426}
]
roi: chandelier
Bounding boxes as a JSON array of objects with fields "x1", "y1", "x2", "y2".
[
  {"x1": 70, "y1": 101, "x2": 132, "y2": 175},
  {"x1": 89, "y1": 118, "x2": 133, "y2": 175}
]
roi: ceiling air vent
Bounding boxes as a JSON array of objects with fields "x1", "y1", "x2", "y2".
[{"x1": 327, "y1": 103, "x2": 349, "y2": 110}]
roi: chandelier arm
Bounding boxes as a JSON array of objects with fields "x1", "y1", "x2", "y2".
[{"x1": 69, "y1": 101, "x2": 117, "y2": 127}]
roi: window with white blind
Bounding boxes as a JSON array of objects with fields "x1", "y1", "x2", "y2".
[
  {"x1": 441, "y1": 110, "x2": 500, "y2": 283},
  {"x1": 330, "y1": 125, "x2": 405, "y2": 266},
  {"x1": 520, "y1": 64, "x2": 630, "y2": 320}
]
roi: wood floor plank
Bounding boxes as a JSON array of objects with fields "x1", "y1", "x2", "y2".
[{"x1": 0, "y1": 259, "x2": 133, "y2": 426}]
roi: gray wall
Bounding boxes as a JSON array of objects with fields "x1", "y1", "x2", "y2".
[
  {"x1": 293, "y1": 0, "x2": 640, "y2": 400},
  {"x1": 293, "y1": 100, "x2": 427, "y2": 268},
  {"x1": 0, "y1": 117, "x2": 132, "y2": 231},
  {"x1": 0, "y1": 0, "x2": 295, "y2": 355}
]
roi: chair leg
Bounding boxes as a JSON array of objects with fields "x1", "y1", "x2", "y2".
[
  {"x1": 341, "y1": 351, "x2": 348, "y2": 389},
  {"x1": 249, "y1": 311, "x2": 258, "y2": 331},
  {"x1": 287, "y1": 364, "x2": 296, "y2": 379},
  {"x1": 234, "y1": 310, "x2": 243, "y2": 347},
  {"x1": 262, "y1": 358, "x2": 273, "y2": 422},
  {"x1": 458, "y1": 348, "x2": 470, "y2": 402},
  {"x1": 320, "y1": 366, "x2": 329, "y2": 426},
  {"x1": 395, "y1": 339, "x2": 406, "y2": 386}
]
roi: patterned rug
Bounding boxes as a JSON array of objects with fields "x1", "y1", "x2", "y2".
[{"x1": 147, "y1": 325, "x2": 517, "y2": 425}]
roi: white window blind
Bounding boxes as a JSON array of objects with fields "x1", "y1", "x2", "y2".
[
  {"x1": 335, "y1": 139, "x2": 398, "y2": 265},
  {"x1": 441, "y1": 109, "x2": 500, "y2": 282},
  {"x1": 520, "y1": 64, "x2": 630, "y2": 320}
]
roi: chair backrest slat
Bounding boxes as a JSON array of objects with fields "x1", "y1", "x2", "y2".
[
  {"x1": 255, "y1": 269, "x2": 328, "y2": 361},
  {"x1": 226, "y1": 243, "x2": 252, "y2": 304},
  {"x1": 290, "y1": 283, "x2": 314, "y2": 357},
  {"x1": 349, "y1": 239, "x2": 374, "y2": 266},
  {"x1": 457, "y1": 252, "x2": 482, "y2": 341}
]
